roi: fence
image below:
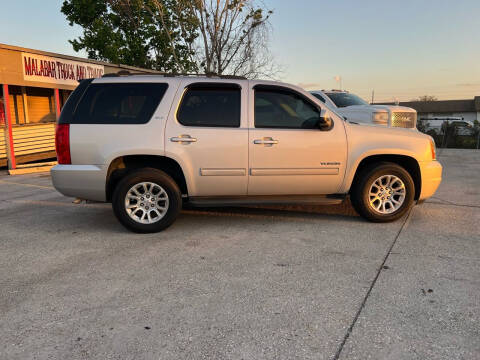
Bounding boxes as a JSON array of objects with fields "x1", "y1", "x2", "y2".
[{"x1": 417, "y1": 119, "x2": 480, "y2": 149}]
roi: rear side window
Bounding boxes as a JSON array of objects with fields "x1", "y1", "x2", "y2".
[
  {"x1": 58, "y1": 78, "x2": 93, "y2": 124},
  {"x1": 177, "y1": 84, "x2": 240, "y2": 127},
  {"x1": 73, "y1": 83, "x2": 168, "y2": 124}
]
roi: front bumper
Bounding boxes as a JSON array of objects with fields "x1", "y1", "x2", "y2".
[
  {"x1": 419, "y1": 160, "x2": 442, "y2": 200},
  {"x1": 51, "y1": 164, "x2": 107, "y2": 202}
]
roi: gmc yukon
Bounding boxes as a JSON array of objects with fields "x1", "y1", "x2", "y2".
[{"x1": 51, "y1": 75, "x2": 442, "y2": 233}]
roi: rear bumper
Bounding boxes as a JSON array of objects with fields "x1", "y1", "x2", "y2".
[
  {"x1": 419, "y1": 160, "x2": 442, "y2": 200},
  {"x1": 51, "y1": 164, "x2": 107, "y2": 201}
]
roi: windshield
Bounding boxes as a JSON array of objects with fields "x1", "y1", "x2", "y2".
[{"x1": 326, "y1": 93, "x2": 368, "y2": 108}]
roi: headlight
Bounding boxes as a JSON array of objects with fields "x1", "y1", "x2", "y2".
[{"x1": 373, "y1": 111, "x2": 389, "y2": 125}]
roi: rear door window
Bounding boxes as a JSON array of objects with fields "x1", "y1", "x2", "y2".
[
  {"x1": 73, "y1": 83, "x2": 168, "y2": 124},
  {"x1": 177, "y1": 84, "x2": 241, "y2": 127}
]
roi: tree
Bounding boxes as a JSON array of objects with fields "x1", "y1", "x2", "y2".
[
  {"x1": 416, "y1": 118, "x2": 429, "y2": 133},
  {"x1": 61, "y1": 0, "x2": 276, "y2": 78},
  {"x1": 148, "y1": 0, "x2": 275, "y2": 77},
  {"x1": 61, "y1": 0, "x2": 198, "y2": 72},
  {"x1": 412, "y1": 95, "x2": 438, "y2": 102}
]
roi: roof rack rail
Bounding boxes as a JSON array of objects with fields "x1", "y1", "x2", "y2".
[
  {"x1": 102, "y1": 70, "x2": 133, "y2": 77},
  {"x1": 102, "y1": 70, "x2": 247, "y2": 80}
]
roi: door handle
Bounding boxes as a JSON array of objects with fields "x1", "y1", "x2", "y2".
[
  {"x1": 254, "y1": 137, "x2": 279, "y2": 145},
  {"x1": 170, "y1": 135, "x2": 197, "y2": 144}
]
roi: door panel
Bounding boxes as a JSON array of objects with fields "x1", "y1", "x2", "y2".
[
  {"x1": 248, "y1": 84, "x2": 347, "y2": 195},
  {"x1": 165, "y1": 80, "x2": 249, "y2": 196}
]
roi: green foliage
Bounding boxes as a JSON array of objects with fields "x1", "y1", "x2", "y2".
[
  {"x1": 61, "y1": 0, "x2": 198, "y2": 72},
  {"x1": 428, "y1": 120, "x2": 480, "y2": 149},
  {"x1": 61, "y1": 0, "x2": 276, "y2": 78},
  {"x1": 416, "y1": 119, "x2": 429, "y2": 133}
]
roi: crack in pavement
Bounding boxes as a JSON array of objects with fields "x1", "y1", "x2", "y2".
[
  {"x1": 427, "y1": 197, "x2": 480, "y2": 209},
  {"x1": 332, "y1": 206, "x2": 414, "y2": 360}
]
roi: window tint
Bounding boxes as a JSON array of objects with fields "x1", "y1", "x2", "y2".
[
  {"x1": 73, "y1": 83, "x2": 168, "y2": 124},
  {"x1": 255, "y1": 88, "x2": 320, "y2": 129},
  {"x1": 325, "y1": 92, "x2": 368, "y2": 107},
  {"x1": 312, "y1": 93, "x2": 326, "y2": 103},
  {"x1": 58, "y1": 79, "x2": 93, "y2": 124},
  {"x1": 177, "y1": 86, "x2": 240, "y2": 127}
]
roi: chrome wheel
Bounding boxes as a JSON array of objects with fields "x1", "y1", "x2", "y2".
[
  {"x1": 368, "y1": 175, "x2": 406, "y2": 214},
  {"x1": 124, "y1": 182, "x2": 169, "y2": 224}
]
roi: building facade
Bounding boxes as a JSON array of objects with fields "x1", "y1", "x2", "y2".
[{"x1": 0, "y1": 43, "x2": 156, "y2": 168}]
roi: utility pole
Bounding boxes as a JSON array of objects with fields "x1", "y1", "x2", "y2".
[
  {"x1": 371, "y1": 90, "x2": 375, "y2": 104},
  {"x1": 334, "y1": 76, "x2": 342, "y2": 90}
]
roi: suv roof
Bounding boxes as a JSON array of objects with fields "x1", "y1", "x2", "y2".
[
  {"x1": 322, "y1": 89, "x2": 349, "y2": 94},
  {"x1": 101, "y1": 70, "x2": 247, "y2": 80}
]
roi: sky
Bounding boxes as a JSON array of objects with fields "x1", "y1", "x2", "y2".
[{"x1": 1, "y1": 0, "x2": 479, "y2": 102}]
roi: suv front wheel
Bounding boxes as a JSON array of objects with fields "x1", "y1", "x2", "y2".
[
  {"x1": 112, "y1": 168, "x2": 182, "y2": 233},
  {"x1": 351, "y1": 162, "x2": 415, "y2": 222}
]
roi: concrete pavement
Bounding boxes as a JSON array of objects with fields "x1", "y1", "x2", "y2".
[{"x1": 0, "y1": 149, "x2": 478, "y2": 360}]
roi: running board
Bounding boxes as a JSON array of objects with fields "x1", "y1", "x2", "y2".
[{"x1": 187, "y1": 194, "x2": 345, "y2": 207}]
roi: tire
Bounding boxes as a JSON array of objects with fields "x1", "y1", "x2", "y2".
[
  {"x1": 112, "y1": 168, "x2": 182, "y2": 233},
  {"x1": 350, "y1": 162, "x2": 415, "y2": 222}
]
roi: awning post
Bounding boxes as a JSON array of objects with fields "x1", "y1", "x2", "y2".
[
  {"x1": 54, "y1": 88, "x2": 61, "y2": 120},
  {"x1": 2, "y1": 84, "x2": 16, "y2": 170}
]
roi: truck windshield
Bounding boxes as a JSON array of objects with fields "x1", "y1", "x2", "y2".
[{"x1": 326, "y1": 93, "x2": 368, "y2": 107}]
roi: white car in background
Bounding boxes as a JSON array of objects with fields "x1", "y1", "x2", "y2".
[{"x1": 310, "y1": 90, "x2": 418, "y2": 129}]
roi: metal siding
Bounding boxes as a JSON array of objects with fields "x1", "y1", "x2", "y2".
[{"x1": 12, "y1": 123, "x2": 56, "y2": 156}]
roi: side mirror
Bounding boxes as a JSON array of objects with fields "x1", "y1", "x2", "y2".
[{"x1": 317, "y1": 116, "x2": 333, "y2": 131}]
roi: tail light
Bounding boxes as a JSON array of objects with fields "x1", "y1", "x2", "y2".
[{"x1": 55, "y1": 124, "x2": 71, "y2": 164}]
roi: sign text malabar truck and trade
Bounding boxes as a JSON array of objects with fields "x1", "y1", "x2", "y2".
[{"x1": 22, "y1": 52, "x2": 104, "y2": 86}]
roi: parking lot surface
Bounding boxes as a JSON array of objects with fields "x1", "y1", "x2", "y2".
[{"x1": 0, "y1": 149, "x2": 479, "y2": 360}]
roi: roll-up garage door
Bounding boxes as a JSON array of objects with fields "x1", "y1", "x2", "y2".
[{"x1": 26, "y1": 87, "x2": 56, "y2": 123}]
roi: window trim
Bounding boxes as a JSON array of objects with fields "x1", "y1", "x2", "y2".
[
  {"x1": 253, "y1": 85, "x2": 325, "y2": 130},
  {"x1": 175, "y1": 84, "x2": 242, "y2": 128},
  {"x1": 185, "y1": 82, "x2": 241, "y2": 90}
]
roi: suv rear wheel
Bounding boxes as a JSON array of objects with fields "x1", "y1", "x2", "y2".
[
  {"x1": 351, "y1": 162, "x2": 414, "y2": 222},
  {"x1": 112, "y1": 168, "x2": 182, "y2": 233}
]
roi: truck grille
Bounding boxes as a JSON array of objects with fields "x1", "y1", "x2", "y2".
[{"x1": 391, "y1": 112, "x2": 416, "y2": 128}]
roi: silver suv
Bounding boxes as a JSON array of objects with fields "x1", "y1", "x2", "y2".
[{"x1": 51, "y1": 75, "x2": 442, "y2": 233}]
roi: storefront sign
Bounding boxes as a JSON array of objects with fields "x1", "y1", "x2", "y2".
[{"x1": 22, "y1": 52, "x2": 104, "y2": 85}]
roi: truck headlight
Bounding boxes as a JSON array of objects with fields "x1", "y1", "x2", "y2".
[{"x1": 373, "y1": 111, "x2": 389, "y2": 125}]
